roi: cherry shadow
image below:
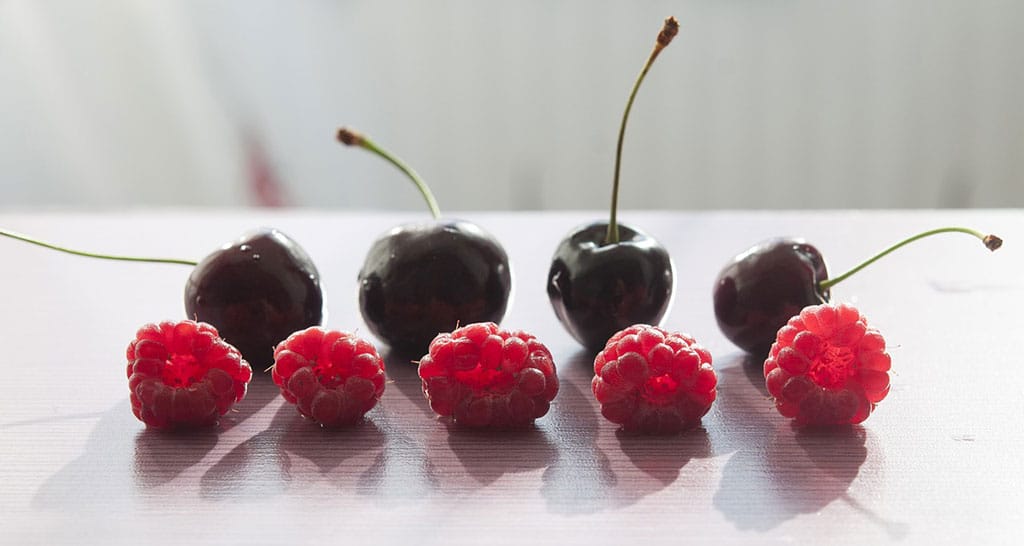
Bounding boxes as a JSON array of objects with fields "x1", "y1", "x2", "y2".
[
  {"x1": 215, "y1": 375, "x2": 283, "y2": 430},
  {"x1": 198, "y1": 399, "x2": 292, "y2": 500},
  {"x1": 569, "y1": 345, "x2": 598, "y2": 373},
  {"x1": 705, "y1": 352, "x2": 776, "y2": 456},
  {"x1": 345, "y1": 348, "x2": 443, "y2": 500},
  {"x1": 381, "y1": 349, "x2": 434, "y2": 418},
  {"x1": 200, "y1": 388, "x2": 386, "y2": 500},
  {"x1": 741, "y1": 354, "x2": 769, "y2": 397},
  {"x1": 539, "y1": 350, "x2": 615, "y2": 514},
  {"x1": 354, "y1": 426, "x2": 441, "y2": 502},
  {"x1": 277, "y1": 408, "x2": 386, "y2": 480}
]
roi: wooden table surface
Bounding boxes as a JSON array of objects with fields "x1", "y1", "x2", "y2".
[{"x1": 1, "y1": 209, "x2": 1021, "y2": 545}]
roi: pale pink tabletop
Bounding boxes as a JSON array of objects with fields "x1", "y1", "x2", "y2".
[{"x1": 1, "y1": 210, "x2": 1021, "y2": 544}]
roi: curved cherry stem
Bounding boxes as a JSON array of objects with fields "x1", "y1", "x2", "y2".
[
  {"x1": 0, "y1": 228, "x2": 197, "y2": 266},
  {"x1": 605, "y1": 16, "x2": 679, "y2": 245},
  {"x1": 337, "y1": 127, "x2": 441, "y2": 220},
  {"x1": 819, "y1": 227, "x2": 1002, "y2": 291}
]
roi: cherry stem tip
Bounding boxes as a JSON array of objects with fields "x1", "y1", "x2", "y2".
[
  {"x1": 335, "y1": 126, "x2": 441, "y2": 220},
  {"x1": 819, "y1": 226, "x2": 1002, "y2": 291},
  {"x1": 606, "y1": 15, "x2": 678, "y2": 246}
]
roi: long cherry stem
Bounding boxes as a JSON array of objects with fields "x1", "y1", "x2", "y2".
[
  {"x1": 605, "y1": 16, "x2": 679, "y2": 245},
  {"x1": 337, "y1": 127, "x2": 441, "y2": 220},
  {"x1": 819, "y1": 227, "x2": 1002, "y2": 291},
  {"x1": 1, "y1": 228, "x2": 197, "y2": 266}
]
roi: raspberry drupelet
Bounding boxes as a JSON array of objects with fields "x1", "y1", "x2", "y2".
[
  {"x1": 418, "y1": 322, "x2": 559, "y2": 428},
  {"x1": 592, "y1": 325, "x2": 717, "y2": 434},
  {"x1": 127, "y1": 320, "x2": 252, "y2": 429},
  {"x1": 271, "y1": 327, "x2": 387, "y2": 427},
  {"x1": 764, "y1": 302, "x2": 891, "y2": 425}
]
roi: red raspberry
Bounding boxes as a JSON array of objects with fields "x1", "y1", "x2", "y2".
[
  {"x1": 271, "y1": 327, "x2": 387, "y2": 427},
  {"x1": 592, "y1": 325, "x2": 717, "y2": 434},
  {"x1": 418, "y1": 322, "x2": 558, "y2": 428},
  {"x1": 764, "y1": 302, "x2": 891, "y2": 425},
  {"x1": 127, "y1": 320, "x2": 252, "y2": 429}
]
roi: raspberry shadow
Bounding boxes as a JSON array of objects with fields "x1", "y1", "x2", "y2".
[
  {"x1": 129, "y1": 370, "x2": 279, "y2": 494},
  {"x1": 541, "y1": 347, "x2": 714, "y2": 513},
  {"x1": 711, "y1": 353, "x2": 903, "y2": 536},
  {"x1": 539, "y1": 348, "x2": 614, "y2": 514},
  {"x1": 442, "y1": 424, "x2": 557, "y2": 486}
]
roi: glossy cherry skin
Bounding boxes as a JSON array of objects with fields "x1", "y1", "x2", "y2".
[
  {"x1": 713, "y1": 238, "x2": 829, "y2": 355},
  {"x1": 547, "y1": 221, "x2": 674, "y2": 352},
  {"x1": 358, "y1": 219, "x2": 512, "y2": 356},
  {"x1": 184, "y1": 229, "x2": 323, "y2": 369}
]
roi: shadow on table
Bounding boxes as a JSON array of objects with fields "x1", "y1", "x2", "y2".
[
  {"x1": 132, "y1": 428, "x2": 220, "y2": 489},
  {"x1": 386, "y1": 347, "x2": 560, "y2": 490},
  {"x1": 32, "y1": 373, "x2": 292, "y2": 509},
  {"x1": 135, "y1": 377, "x2": 278, "y2": 491},
  {"x1": 536, "y1": 348, "x2": 612, "y2": 514},
  {"x1": 32, "y1": 399, "x2": 141, "y2": 511},
  {"x1": 218, "y1": 370, "x2": 281, "y2": 425},
  {"x1": 443, "y1": 424, "x2": 558, "y2": 486},
  {"x1": 711, "y1": 352, "x2": 906, "y2": 538},
  {"x1": 381, "y1": 349, "x2": 434, "y2": 418},
  {"x1": 713, "y1": 423, "x2": 868, "y2": 531},
  {"x1": 354, "y1": 349, "x2": 446, "y2": 500},
  {"x1": 199, "y1": 387, "x2": 387, "y2": 499},
  {"x1": 616, "y1": 427, "x2": 712, "y2": 486},
  {"x1": 540, "y1": 348, "x2": 715, "y2": 514},
  {"x1": 705, "y1": 352, "x2": 775, "y2": 456},
  {"x1": 0, "y1": 411, "x2": 109, "y2": 430}
]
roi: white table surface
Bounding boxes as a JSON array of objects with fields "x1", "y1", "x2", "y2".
[{"x1": 1, "y1": 209, "x2": 1021, "y2": 545}]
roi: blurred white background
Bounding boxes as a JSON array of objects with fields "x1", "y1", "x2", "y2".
[{"x1": 1, "y1": 0, "x2": 1021, "y2": 211}]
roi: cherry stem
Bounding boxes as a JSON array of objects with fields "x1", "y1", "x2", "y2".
[
  {"x1": 336, "y1": 127, "x2": 441, "y2": 220},
  {"x1": 605, "y1": 16, "x2": 679, "y2": 246},
  {"x1": 0, "y1": 228, "x2": 197, "y2": 266},
  {"x1": 819, "y1": 227, "x2": 1002, "y2": 291}
]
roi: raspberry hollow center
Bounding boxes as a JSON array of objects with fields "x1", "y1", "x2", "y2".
[
  {"x1": 454, "y1": 365, "x2": 514, "y2": 393},
  {"x1": 163, "y1": 353, "x2": 204, "y2": 387},
  {"x1": 809, "y1": 343, "x2": 855, "y2": 389},
  {"x1": 314, "y1": 359, "x2": 347, "y2": 388},
  {"x1": 641, "y1": 373, "x2": 680, "y2": 405}
]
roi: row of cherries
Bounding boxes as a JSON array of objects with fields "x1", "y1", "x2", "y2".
[{"x1": 3, "y1": 17, "x2": 1001, "y2": 433}]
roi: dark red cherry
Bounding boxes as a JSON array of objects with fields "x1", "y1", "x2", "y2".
[
  {"x1": 713, "y1": 238, "x2": 829, "y2": 355},
  {"x1": 548, "y1": 17, "x2": 679, "y2": 352},
  {"x1": 358, "y1": 219, "x2": 511, "y2": 356},
  {"x1": 1, "y1": 226, "x2": 323, "y2": 370},
  {"x1": 714, "y1": 228, "x2": 1002, "y2": 355},
  {"x1": 548, "y1": 222, "x2": 672, "y2": 351},
  {"x1": 336, "y1": 127, "x2": 512, "y2": 356},
  {"x1": 184, "y1": 228, "x2": 323, "y2": 369}
]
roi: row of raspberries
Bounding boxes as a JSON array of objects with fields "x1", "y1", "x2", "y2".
[{"x1": 126, "y1": 302, "x2": 891, "y2": 431}]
